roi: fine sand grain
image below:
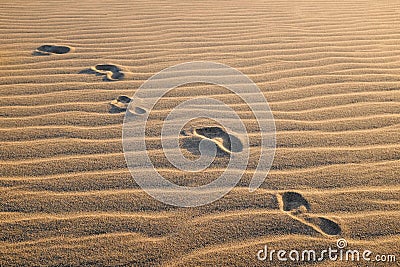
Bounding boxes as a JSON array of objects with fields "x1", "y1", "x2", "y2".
[{"x1": 1, "y1": 0, "x2": 399, "y2": 266}]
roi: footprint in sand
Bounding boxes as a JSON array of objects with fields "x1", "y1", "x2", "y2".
[
  {"x1": 109, "y1": 95, "x2": 147, "y2": 115},
  {"x1": 34, "y1": 44, "x2": 73, "y2": 55},
  {"x1": 278, "y1": 191, "x2": 341, "y2": 236},
  {"x1": 80, "y1": 64, "x2": 127, "y2": 81},
  {"x1": 182, "y1": 126, "x2": 243, "y2": 155}
]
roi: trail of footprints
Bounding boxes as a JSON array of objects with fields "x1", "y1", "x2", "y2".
[
  {"x1": 30, "y1": 44, "x2": 343, "y2": 237},
  {"x1": 278, "y1": 191, "x2": 342, "y2": 236},
  {"x1": 33, "y1": 44, "x2": 140, "y2": 111}
]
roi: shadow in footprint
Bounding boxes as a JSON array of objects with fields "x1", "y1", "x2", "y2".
[
  {"x1": 109, "y1": 105, "x2": 125, "y2": 114},
  {"x1": 93, "y1": 64, "x2": 124, "y2": 80},
  {"x1": 317, "y1": 217, "x2": 341, "y2": 235},
  {"x1": 81, "y1": 64, "x2": 125, "y2": 81},
  {"x1": 94, "y1": 64, "x2": 120, "y2": 73},
  {"x1": 109, "y1": 95, "x2": 146, "y2": 115},
  {"x1": 282, "y1": 191, "x2": 311, "y2": 212},
  {"x1": 33, "y1": 45, "x2": 72, "y2": 55},
  {"x1": 192, "y1": 126, "x2": 243, "y2": 154},
  {"x1": 304, "y1": 216, "x2": 342, "y2": 236},
  {"x1": 181, "y1": 138, "x2": 227, "y2": 158},
  {"x1": 130, "y1": 106, "x2": 146, "y2": 115},
  {"x1": 279, "y1": 191, "x2": 341, "y2": 236},
  {"x1": 109, "y1": 95, "x2": 131, "y2": 113}
]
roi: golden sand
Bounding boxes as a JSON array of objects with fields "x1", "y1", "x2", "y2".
[{"x1": 1, "y1": 0, "x2": 399, "y2": 266}]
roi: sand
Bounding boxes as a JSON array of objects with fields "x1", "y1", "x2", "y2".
[{"x1": 1, "y1": 0, "x2": 399, "y2": 266}]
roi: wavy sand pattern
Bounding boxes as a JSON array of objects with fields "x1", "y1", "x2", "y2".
[{"x1": 1, "y1": 0, "x2": 399, "y2": 266}]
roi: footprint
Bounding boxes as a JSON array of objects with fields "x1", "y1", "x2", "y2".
[
  {"x1": 278, "y1": 191, "x2": 341, "y2": 236},
  {"x1": 80, "y1": 64, "x2": 126, "y2": 81},
  {"x1": 34, "y1": 45, "x2": 73, "y2": 55},
  {"x1": 281, "y1": 191, "x2": 311, "y2": 212},
  {"x1": 92, "y1": 64, "x2": 124, "y2": 81},
  {"x1": 183, "y1": 126, "x2": 243, "y2": 155},
  {"x1": 109, "y1": 95, "x2": 146, "y2": 115},
  {"x1": 303, "y1": 216, "x2": 342, "y2": 236}
]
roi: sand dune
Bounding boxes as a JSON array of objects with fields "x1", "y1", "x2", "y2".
[{"x1": 1, "y1": 0, "x2": 399, "y2": 266}]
